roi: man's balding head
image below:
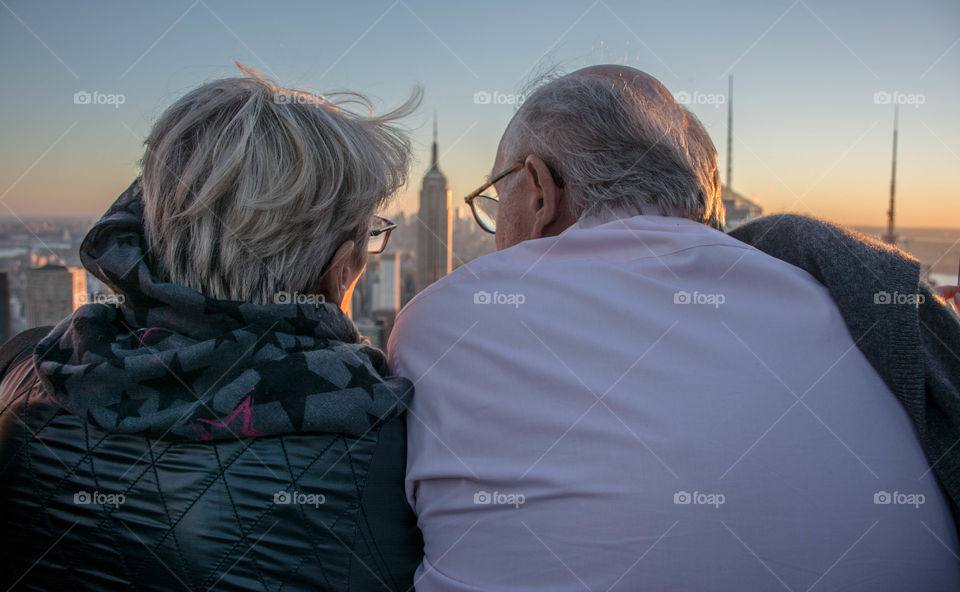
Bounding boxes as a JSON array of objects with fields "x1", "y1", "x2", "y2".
[
  {"x1": 568, "y1": 64, "x2": 670, "y2": 95},
  {"x1": 491, "y1": 64, "x2": 723, "y2": 249}
]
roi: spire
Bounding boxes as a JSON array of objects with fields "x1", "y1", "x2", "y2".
[
  {"x1": 884, "y1": 104, "x2": 898, "y2": 245},
  {"x1": 431, "y1": 110, "x2": 438, "y2": 170}
]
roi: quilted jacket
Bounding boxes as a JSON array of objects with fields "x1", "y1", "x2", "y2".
[{"x1": 0, "y1": 180, "x2": 423, "y2": 591}]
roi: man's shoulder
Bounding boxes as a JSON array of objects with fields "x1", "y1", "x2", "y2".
[
  {"x1": 396, "y1": 245, "x2": 527, "y2": 323},
  {"x1": 392, "y1": 218, "x2": 805, "y2": 331},
  {"x1": 398, "y1": 218, "x2": 745, "y2": 314}
]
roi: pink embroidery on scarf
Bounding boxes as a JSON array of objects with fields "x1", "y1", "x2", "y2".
[
  {"x1": 195, "y1": 392, "x2": 266, "y2": 438},
  {"x1": 191, "y1": 422, "x2": 214, "y2": 441},
  {"x1": 138, "y1": 327, "x2": 160, "y2": 347}
]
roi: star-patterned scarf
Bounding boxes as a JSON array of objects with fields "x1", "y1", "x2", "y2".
[{"x1": 34, "y1": 179, "x2": 413, "y2": 441}]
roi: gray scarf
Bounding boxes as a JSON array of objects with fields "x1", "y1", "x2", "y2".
[{"x1": 34, "y1": 179, "x2": 412, "y2": 441}]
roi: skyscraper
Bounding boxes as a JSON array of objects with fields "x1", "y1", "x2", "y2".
[
  {"x1": 416, "y1": 116, "x2": 452, "y2": 292},
  {"x1": 351, "y1": 252, "x2": 401, "y2": 319},
  {"x1": 371, "y1": 252, "x2": 400, "y2": 313},
  {"x1": 25, "y1": 264, "x2": 87, "y2": 328}
]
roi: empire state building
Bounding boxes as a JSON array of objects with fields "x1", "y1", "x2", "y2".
[{"x1": 416, "y1": 118, "x2": 452, "y2": 292}]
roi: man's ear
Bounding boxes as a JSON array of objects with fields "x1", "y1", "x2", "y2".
[
  {"x1": 319, "y1": 240, "x2": 365, "y2": 308},
  {"x1": 522, "y1": 155, "x2": 566, "y2": 239}
]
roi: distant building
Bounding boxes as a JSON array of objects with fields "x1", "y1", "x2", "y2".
[
  {"x1": 722, "y1": 185, "x2": 762, "y2": 230},
  {"x1": 451, "y1": 206, "x2": 496, "y2": 271},
  {"x1": 25, "y1": 264, "x2": 86, "y2": 328},
  {"x1": 371, "y1": 252, "x2": 400, "y2": 314},
  {"x1": 352, "y1": 253, "x2": 401, "y2": 316},
  {"x1": 400, "y1": 252, "x2": 418, "y2": 308},
  {"x1": 350, "y1": 268, "x2": 371, "y2": 321},
  {"x1": 0, "y1": 271, "x2": 10, "y2": 344},
  {"x1": 416, "y1": 118, "x2": 452, "y2": 293}
]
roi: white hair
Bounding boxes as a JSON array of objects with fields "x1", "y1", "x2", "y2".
[
  {"x1": 141, "y1": 65, "x2": 420, "y2": 304},
  {"x1": 508, "y1": 70, "x2": 724, "y2": 229}
]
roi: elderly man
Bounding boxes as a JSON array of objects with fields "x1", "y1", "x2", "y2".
[{"x1": 388, "y1": 66, "x2": 960, "y2": 590}]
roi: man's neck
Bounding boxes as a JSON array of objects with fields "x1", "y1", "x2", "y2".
[{"x1": 576, "y1": 204, "x2": 688, "y2": 229}]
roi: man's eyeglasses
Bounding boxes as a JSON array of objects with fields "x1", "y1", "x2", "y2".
[
  {"x1": 368, "y1": 215, "x2": 397, "y2": 254},
  {"x1": 464, "y1": 161, "x2": 564, "y2": 234},
  {"x1": 464, "y1": 162, "x2": 522, "y2": 234}
]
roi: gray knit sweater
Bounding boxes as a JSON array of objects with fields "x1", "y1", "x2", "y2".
[{"x1": 729, "y1": 214, "x2": 960, "y2": 527}]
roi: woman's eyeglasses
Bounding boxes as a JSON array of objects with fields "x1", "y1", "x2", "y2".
[{"x1": 368, "y1": 215, "x2": 397, "y2": 254}]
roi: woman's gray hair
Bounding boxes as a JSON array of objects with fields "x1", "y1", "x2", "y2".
[
  {"x1": 141, "y1": 64, "x2": 420, "y2": 304},
  {"x1": 508, "y1": 70, "x2": 724, "y2": 229}
]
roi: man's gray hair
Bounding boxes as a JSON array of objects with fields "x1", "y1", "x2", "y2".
[
  {"x1": 141, "y1": 65, "x2": 419, "y2": 304},
  {"x1": 509, "y1": 70, "x2": 724, "y2": 229}
]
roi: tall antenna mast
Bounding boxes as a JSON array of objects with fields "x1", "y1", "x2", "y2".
[
  {"x1": 431, "y1": 110, "x2": 438, "y2": 169},
  {"x1": 884, "y1": 105, "x2": 898, "y2": 245},
  {"x1": 726, "y1": 75, "x2": 733, "y2": 188}
]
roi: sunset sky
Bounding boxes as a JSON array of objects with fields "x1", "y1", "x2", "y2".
[{"x1": 0, "y1": 0, "x2": 958, "y2": 228}]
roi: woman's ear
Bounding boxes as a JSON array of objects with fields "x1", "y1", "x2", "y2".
[{"x1": 319, "y1": 240, "x2": 365, "y2": 308}]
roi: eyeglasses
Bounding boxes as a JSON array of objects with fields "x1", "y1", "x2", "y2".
[
  {"x1": 464, "y1": 162, "x2": 523, "y2": 234},
  {"x1": 464, "y1": 160, "x2": 564, "y2": 234},
  {"x1": 368, "y1": 215, "x2": 397, "y2": 254}
]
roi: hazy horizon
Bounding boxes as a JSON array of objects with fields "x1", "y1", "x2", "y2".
[{"x1": 1, "y1": 214, "x2": 957, "y2": 232}]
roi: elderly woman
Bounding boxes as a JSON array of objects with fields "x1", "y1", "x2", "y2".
[{"x1": 0, "y1": 69, "x2": 422, "y2": 590}]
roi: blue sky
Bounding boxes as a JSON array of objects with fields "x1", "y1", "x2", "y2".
[{"x1": 1, "y1": 0, "x2": 958, "y2": 227}]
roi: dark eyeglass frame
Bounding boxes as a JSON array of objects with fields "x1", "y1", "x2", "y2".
[
  {"x1": 368, "y1": 215, "x2": 397, "y2": 254},
  {"x1": 464, "y1": 160, "x2": 565, "y2": 234}
]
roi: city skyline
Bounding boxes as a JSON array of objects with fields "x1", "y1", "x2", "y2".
[{"x1": 0, "y1": 0, "x2": 958, "y2": 230}]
